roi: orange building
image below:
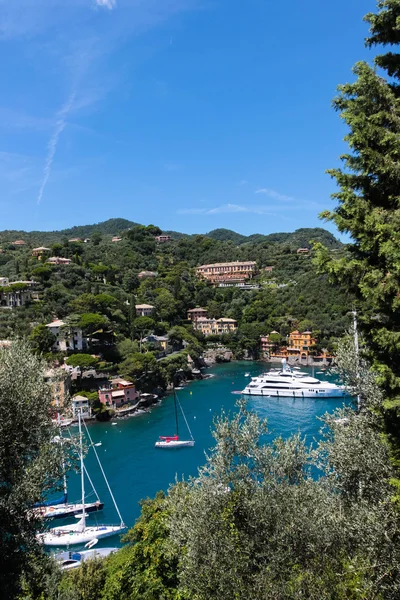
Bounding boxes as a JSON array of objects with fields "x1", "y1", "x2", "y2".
[
  {"x1": 262, "y1": 330, "x2": 318, "y2": 360},
  {"x1": 286, "y1": 330, "x2": 316, "y2": 358}
]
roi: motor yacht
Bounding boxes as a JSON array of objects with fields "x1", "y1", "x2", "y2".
[{"x1": 241, "y1": 363, "x2": 346, "y2": 398}]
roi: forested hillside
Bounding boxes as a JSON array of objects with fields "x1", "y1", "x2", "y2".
[{"x1": 0, "y1": 222, "x2": 350, "y2": 355}]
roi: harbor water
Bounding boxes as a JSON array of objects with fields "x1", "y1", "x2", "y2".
[{"x1": 64, "y1": 361, "x2": 351, "y2": 546}]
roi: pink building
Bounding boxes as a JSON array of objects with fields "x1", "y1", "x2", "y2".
[
  {"x1": 98, "y1": 378, "x2": 139, "y2": 409},
  {"x1": 155, "y1": 235, "x2": 171, "y2": 243}
]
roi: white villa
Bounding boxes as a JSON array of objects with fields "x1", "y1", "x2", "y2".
[{"x1": 45, "y1": 319, "x2": 85, "y2": 352}]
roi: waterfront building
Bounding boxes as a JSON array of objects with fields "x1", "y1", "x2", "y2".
[
  {"x1": 32, "y1": 246, "x2": 51, "y2": 259},
  {"x1": 196, "y1": 261, "x2": 257, "y2": 285},
  {"x1": 194, "y1": 317, "x2": 237, "y2": 336},
  {"x1": 262, "y1": 330, "x2": 324, "y2": 361},
  {"x1": 155, "y1": 235, "x2": 171, "y2": 243},
  {"x1": 45, "y1": 319, "x2": 85, "y2": 352},
  {"x1": 135, "y1": 303, "x2": 154, "y2": 317},
  {"x1": 71, "y1": 395, "x2": 91, "y2": 418},
  {"x1": 44, "y1": 367, "x2": 72, "y2": 408},
  {"x1": 260, "y1": 331, "x2": 280, "y2": 353},
  {"x1": 47, "y1": 257, "x2": 72, "y2": 266},
  {"x1": 187, "y1": 307, "x2": 208, "y2": 321},
  {"x1": 98, "y1": 378, "x2": 139, "y2": 409}
]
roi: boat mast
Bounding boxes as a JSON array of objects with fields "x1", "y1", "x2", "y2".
[
  {"x1": 177, "y1": 395, "x2": 194, "y2": 441},
  {"x1": 174, "y1": 385, "x2": 179, "y2": 437},
  {"x1": 56, "y1": 395, "x2": 68, "y2": 502},
  {"x1": 82, "y1": 418, "x2": 125, "y2": 527},
  {"x1": 78, "y1": 410, "x2": 86, "y2": 530}
]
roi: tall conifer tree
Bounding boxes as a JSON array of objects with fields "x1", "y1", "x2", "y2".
[{"x1": 316, "y1": 1, "x2": 400, "y2": 445}]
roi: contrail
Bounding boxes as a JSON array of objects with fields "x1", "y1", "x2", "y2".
[{"x1": 36, "y1": 91, "x2": 76, "y2": 205}]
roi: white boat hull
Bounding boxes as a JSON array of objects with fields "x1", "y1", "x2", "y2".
[
  {"x1": 242, "y1": 388, "x2": 346, "y2": 398},
  {"x1": 56, "y1": 547, "x2": 117, "y2": 570},
  {"x1": 38, "y1": 525, "x2": 126, "y2": 547},
  {"x1": 155, "y1": 440, "x2": 195, "y2": 448}
]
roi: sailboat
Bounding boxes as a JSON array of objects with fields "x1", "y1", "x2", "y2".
[
  {"x1": 37, "y1": 411, "x2": 126, "y2": 547},
  {"x1": 35, "y1": 421, "x2": 104, "y2": 520},
  {"x1": 155, "y1": 388, "x2": 195, "y2": 448}
]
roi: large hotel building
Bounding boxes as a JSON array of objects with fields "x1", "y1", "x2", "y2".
[{"x1": 196, "y1": 261, "x2": 257, "y2": 284}]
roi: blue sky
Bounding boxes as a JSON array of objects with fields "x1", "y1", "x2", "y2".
[{"x1": 0, "y1": 0, "x2": 377, "y2": 237}]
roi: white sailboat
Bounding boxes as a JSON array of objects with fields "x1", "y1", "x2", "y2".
[
  {"x1": 38, "y1": 411, "x2": 126, "y2": 547},
  {"x1": 155, "y1": 388, "x2": 195, "y2": 448},
  {"x1": 35, "y1": 415, "x2": 104, "y2": 520}
]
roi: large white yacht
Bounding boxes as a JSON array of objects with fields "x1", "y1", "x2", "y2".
[{"x1": 241, "y1": 362, "x2": 346, "y2": 398}]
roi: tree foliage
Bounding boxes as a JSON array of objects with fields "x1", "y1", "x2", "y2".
[
  {"x1": 0, "y1": 341, "x2": 65, "y2": 599},
  {"x1": 314, "y1": 0, "x2": 400, "y2": 444}
]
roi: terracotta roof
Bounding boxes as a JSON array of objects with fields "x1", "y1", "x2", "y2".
[{"x1": 46, "y1": 319, "x2": 65, "y2": 328}]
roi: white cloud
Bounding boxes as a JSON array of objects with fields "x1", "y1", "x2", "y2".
[
  {"x1": 95, "y1": 0, "x2": 116, "y2": 9},
  {"x1": 37, "y1": 91, "x2": 76, "y2": 205},
  {"x1": 177, "y1": 204, "x2": 275, "y2": 216},
  {"x1": 255, "y1": 187, "x2": 294, "y2": 201}
]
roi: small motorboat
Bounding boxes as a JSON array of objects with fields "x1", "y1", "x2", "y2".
[
  {"x1": 55, "y1": 539, "x2": 117, "y2": 570},
  {"x1": 244, "y1": 372, "x2": 250, "y2": 377}
]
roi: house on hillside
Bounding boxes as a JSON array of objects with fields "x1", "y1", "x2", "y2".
[
  {"x1": 187, "y1": 307, "x2": 208, "y2": 321},
  {"x1": 0, "y1": 281, "x2": 33, "y2": 308},
  {"x1": 11, "y1": 240, "x2": 25, "y2": 246},
  {"x1": 135, "y1": 304, "x2": 154, "y2": 317},
  {"x1": 194, "y1": 317, "x2": 237, "y2": 336},
  {"x1": 197, "y1": 261, "x2": 257, "y2": 285},
  {"x1": 71, "y1": 395, "x2": 91, "y2": 418},
  {"x1": 47, "y1": 257, "x2": 72, "y2": 266},
  {"x1": 155, "y1": 235, "x2": 171, "y2": 243},
  {"x1": 98, "y1": 378, "x2": 139, "y2": 409},
  {"x1": 112, "y1": 236, "x2": 122, "y2": 242},
  {"x1": 32, "y1": 247, "x2": 51, "y2": 259},
  {"x1": 69, "y1": 238, "x2": 82, "y2": 243},
  {"x1": 142, "y1": 334, "x2": 169, "y2": 353},
  {"x1": 296, "y1": 248, "x2": 309, "y2": 254},
  {"x1": 44, "y1": 367, "x2": 72, "y2": 408},
  {"x1": 138, "y1": 270, "x2": 157, "y2": 279},
  {"x1": 45, "y1": 319, "x2": 85, "y2": 352}
]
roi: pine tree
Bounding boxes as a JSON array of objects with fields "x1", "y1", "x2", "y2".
[{"x1": 315, "y1": 2, "x2": 400, "y2": 448}]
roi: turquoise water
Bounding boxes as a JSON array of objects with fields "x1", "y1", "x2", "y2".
[{"x1": 64, "y1": 361, "x2": 351, "y2": 546}]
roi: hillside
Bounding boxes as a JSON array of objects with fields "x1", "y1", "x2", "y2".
[{"x1": 0, "y1": 219, "x2": 343, "y2": 250}]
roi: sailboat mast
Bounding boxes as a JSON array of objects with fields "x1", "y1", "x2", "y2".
[
  {"x1": 56, "y1": 394, "x2": 67, "y2": 502},
  {"x1": 78, "y1": 410, "x2": 86, "y2": 529},
  {"x1": 174, "y1": 386, "x2": 179, "y2": 436}
]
